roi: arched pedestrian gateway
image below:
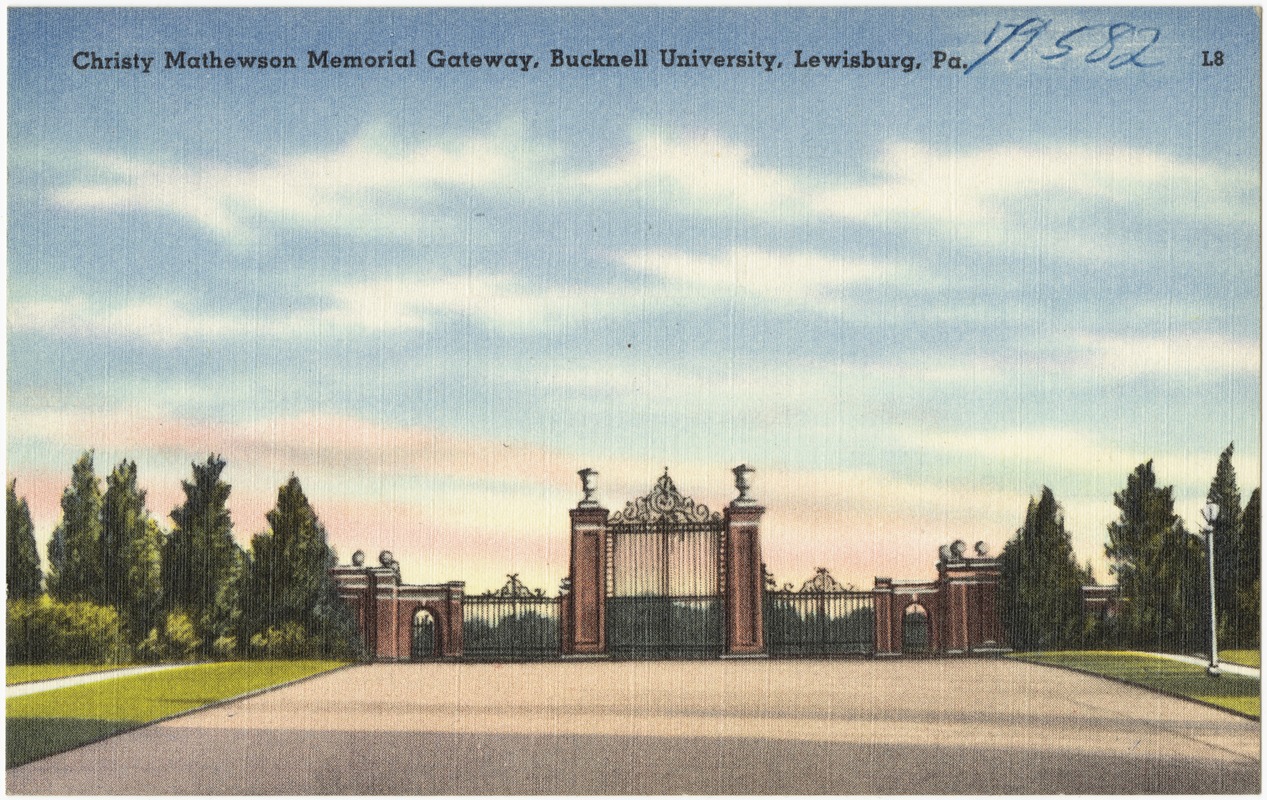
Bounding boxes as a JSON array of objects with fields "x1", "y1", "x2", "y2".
[
  {"x1": 411, "y1": 609, "x2": 437, "y2": 660},
  {"x1": 901, "y1": 603, "x2": 931, "y2": 654},
  {"x1": 331, "y1": 466, "x2": 1010, "y2": 661}
]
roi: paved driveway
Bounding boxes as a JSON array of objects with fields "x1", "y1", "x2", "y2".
[{"x1": 6, "y1": 658, "x2": 1259, "y2": 794}]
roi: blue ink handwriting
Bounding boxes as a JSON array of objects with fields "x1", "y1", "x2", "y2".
[{"x1": 964, "y1": 18, "x2": 1163, "y2": 75}]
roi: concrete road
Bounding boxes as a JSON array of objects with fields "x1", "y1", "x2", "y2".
[{"x1": 6, "y1": 659, "x2": 1260, "y2": 794}]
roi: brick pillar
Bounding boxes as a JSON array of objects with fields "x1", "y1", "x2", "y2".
[
  {"x1": 723, "y1": 502, "x2": 766, "y2": 656},
  {"x1": 445, "y1": 581, "x2": 465, "y2": 658},
  {"x1": 566, "y1": 504, "x2": 609, "y2": 656},
  {"x1": 873, "y1": 578, "x2": 897, "y2": 655},
  {"x1": 364, "y1": 570, "x2": 378, "y2": 658}
]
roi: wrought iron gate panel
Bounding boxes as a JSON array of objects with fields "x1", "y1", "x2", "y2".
[
  {"x1": 609, "y1": 520, "x2": 722, "y2": 597},
  {"x1": 462, "y1": 575, "x2": 561, "y2": 660},
  {"x1": 607, "y1": 520, "x2": 726, "y2": 659},
  {"x1": 902, "y1": 607, "x2": 930, "y2": 653},
  {"x1": 604, "y1": 471, "x2": 726, "y2": 659},
  {"x1": 606, "y1": 596, "x2": 723, "y2": 659},
  {"x1": 764, "y1": 569, "x2": 875, "y2": 656},
  {"x1": 411, "y1": 612, "x2": 436, "y2": 660}
]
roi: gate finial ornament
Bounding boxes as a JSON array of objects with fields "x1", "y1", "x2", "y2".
[
  {"x1": 577, "y1": 467, "x2": 599, "y2": 508},
  {"x1": 732, "y1": 463, "x2": 757, "y2": 506}
]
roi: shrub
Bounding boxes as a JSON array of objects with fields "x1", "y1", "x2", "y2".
[
  {"x1": 249, "y1": 622, "x2": 318, "y2": 659},
  {"x1": 134, "y1": 611, "x2": 202, "y2": 663},
  {"x1": 7, "y1": 596, "x2": 127, "y2": 664}
]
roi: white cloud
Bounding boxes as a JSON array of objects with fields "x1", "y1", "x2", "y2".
[
  {"x1": 1072, "y1": 333, "x2": 1260, "y2": 378},
  {"x1": 51, "y1": 122, "x2": 546, "y2": 245},
  {"x1": 613, "y1": 247, "x2": 904, "y2": 302},
  {"x1": 8, "y1": 277, "x2": 615, "y2": 343},
  {"x1": 581, "y1": 132, "x2": 804, "y2": 218},
  {"x1": 11, "y1": 242, "x2": 918, "y2": 343},
  {"x1": 49, "y1": 125, "x2": 1252, "y2": 262},
  {"x1": 816, "y1": 141, "x2": 1255, "y2": 225}
]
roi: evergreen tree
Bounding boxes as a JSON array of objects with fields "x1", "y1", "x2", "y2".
[
  {"x1": 1106, "y1": 461, "x2": 1205, "y2": 653},
  {"x1": 1236, "y1": 488, "x2": 1260, "y2": 647},
  {"x1": 998, "y1": 487, "x2": 1086, "y2": 650},
  {"x1": 7, "y1": 480, "x2": 42, "y2": 600},
  {"x1": 1205, "y1": 443, "x2": 1245, "y2": 647},
  {"x1": 164, "y1": 454, "x2": 244, "y2": 657},
  {"x1": 101, "y1": 460, "x2": 164, "y2": 643},
  {"x1": 246, "y1": 475, "x2": 356, "y2": 656},
  {"x1": 46, "y1": 451, "x2": 105, "y2": 603}
]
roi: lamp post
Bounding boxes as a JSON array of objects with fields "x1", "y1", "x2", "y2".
[{"x1": 1199, "y1": 502, "x2": 1220, "y2": 677}]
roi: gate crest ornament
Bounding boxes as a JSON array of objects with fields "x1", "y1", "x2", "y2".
[
  {"x1": 609, "y1": 468, "x2": 721, "y2": 524},
  {"x1": 797, "y1": 567, "x2": 850, "y2": 593},
  {"x1": 486, "y1": 573, "x2": 551, "y2": 599}
]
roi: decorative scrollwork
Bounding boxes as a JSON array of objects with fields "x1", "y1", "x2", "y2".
[
  {"x1": 483, "y1": 573, "x2": 550, "y2": 599},
  {"x1": 609, "y1": 468, "x2": 721, "y2": 524},
  {"x1": 797, "y1": 567, "x2": 850, "y2": 593}
]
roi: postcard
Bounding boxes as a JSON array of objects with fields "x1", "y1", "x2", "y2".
[{"x1": 5, "y1": 6, "x2": 1261, "y2": 794}]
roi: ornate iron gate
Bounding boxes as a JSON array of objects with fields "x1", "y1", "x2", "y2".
[
  {"x1": 606, "y1": 472, "x2": 726, "y2": 659},
  {"x1": 463, "y1": 575, "x2": 561, "y2": 660},
  {"x1": 764, "y1": 568, "x2": 874, "y2": 656},
  {"x1": 902, "y1": 604, "x2": 930, "y2": 653},
  {"x1": 411, "y1": 610, "x2": 436, "y2": 660}
]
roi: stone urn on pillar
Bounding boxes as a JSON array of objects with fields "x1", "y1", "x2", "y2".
[
  {"x1": 724, "y1": 463, "x2": 766, "y2": 657},
  {"x1": 565, "y1": 468, "x2": 609, "y2": 656}
]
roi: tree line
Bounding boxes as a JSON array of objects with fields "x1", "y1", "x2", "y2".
[
  {"x1": 1000, "y1": 444, "x2": 1260, "y2": 653},
  {"x1": 7, "y1": 452, "x2": 358, "y2": 664}
]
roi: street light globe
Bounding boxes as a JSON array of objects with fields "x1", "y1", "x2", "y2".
[{"x1": 1202, "y1": 502, "x2": 1220, "y2": 527}]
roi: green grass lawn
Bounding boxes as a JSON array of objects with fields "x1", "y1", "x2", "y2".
[
  {"x1": 6, "y1": 660, "x2": 348, "y2": 768},
  {"x1": 1013, "y1": 651, "x2": 1260, "y2": 718},
  {"x1": 1220, "y1": 649, "x2": 1261, "y2": 669},
  {"x1": 6, "y1": 663, "x2": 134, "y2": 686}
]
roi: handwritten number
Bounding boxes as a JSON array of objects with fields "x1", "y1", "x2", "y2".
[
  {"x1": 968, "y1": 19, "x2": 1165, "y2": 74},
  {"x1": 1042, "y1": 25, "x2": 1090, "y2": 60},
  {"x1": 964, "y1": 17, "x2": 1050, "y2": 75},
  {"x1": 982, "y1": 21, "x2": 1003, "y2": 48},
  {"x1": 1085, "y1": 22, "x2": 1130, "y2": 63},
  {"x1": 1111, "y1": 27, "x2": 1162, "y2": 69}
]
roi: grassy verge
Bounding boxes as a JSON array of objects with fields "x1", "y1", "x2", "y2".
[
  {"x1": 6, "y1": 664, "x2": 132, "y2": 686},
  {"x1": 1220, "y1": 649, "x2": 1261, "y2": 669},
  {"x1": 1012, "y1": 651, "x2": 1260, "y2": 718},
  {"x1": 6, "y1": 660, "x2": 348, "y2": 768}
]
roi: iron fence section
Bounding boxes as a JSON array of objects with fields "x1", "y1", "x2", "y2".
[
  {"x1": 764, "y1": 590, "x2": 875, "y2": 656},
  {"x1": 462, "y1": 594, "x2": 561, "y2": 660}
]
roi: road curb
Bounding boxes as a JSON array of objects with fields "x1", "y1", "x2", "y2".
[
  {"x1": 7, "y1": 661, "x2": 359, "y2": 769},
  {"x1": 1013, "y1": 656, "x2": 1261, "y2": 722}
]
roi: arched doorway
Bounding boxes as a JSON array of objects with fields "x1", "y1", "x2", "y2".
[
  {"x1": 902, "y1": 603, "x2": 930, "y2": 654},
  {"x1": 411, "y1": 609, "x2": 437, "y2": 660}
]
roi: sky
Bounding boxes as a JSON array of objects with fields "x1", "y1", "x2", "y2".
[{"x1": 7, "y1": 7, "x2": 1261, "y2": 595}]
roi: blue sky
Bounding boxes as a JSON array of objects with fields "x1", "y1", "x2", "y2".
[{"x1": 8, "y1": 7, "x2": 1260, "y2": 592}]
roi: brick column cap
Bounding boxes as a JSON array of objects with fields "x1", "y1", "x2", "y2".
[
  {"x1": 725, "y1": 503, "x2": 766, "y2": 521},
  {"x1": 570, "y1": 506, "x2": 609, "y2": 523}
]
